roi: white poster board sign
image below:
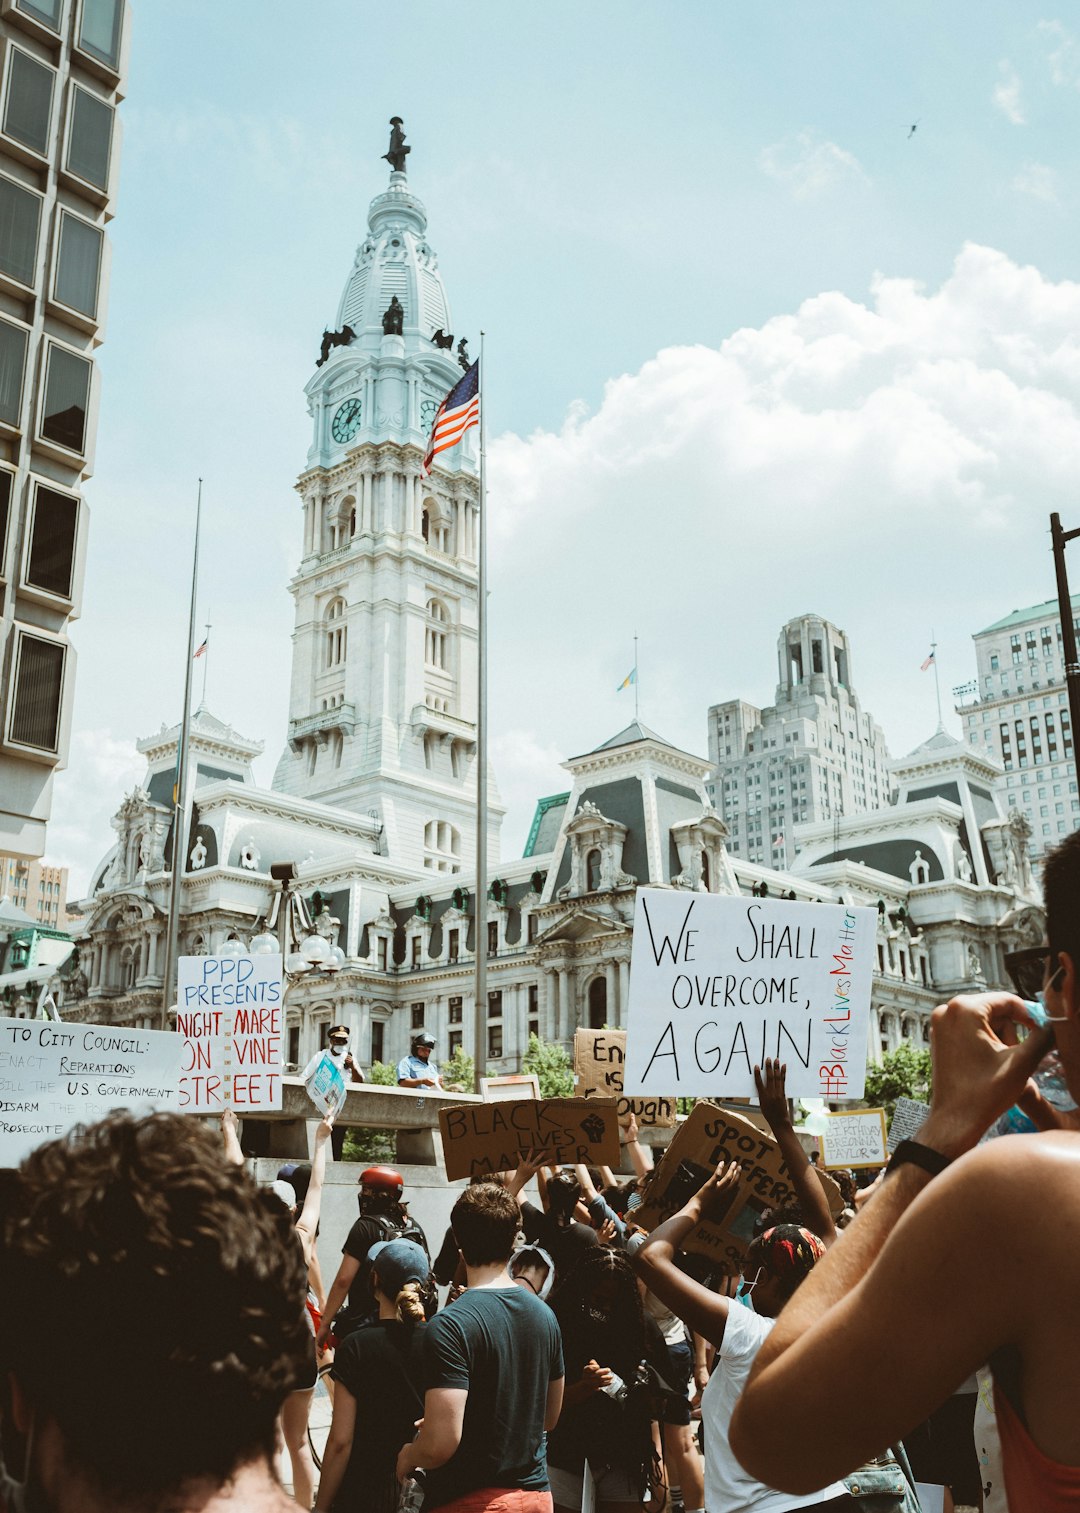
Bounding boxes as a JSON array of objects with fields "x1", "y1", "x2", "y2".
[
  {"x1": 305, "y1": 1050, "x2": 348, "y2": 1116},
  {"x1": 176, "y1": 954, "x2": 284, "y2": 1113},
  {"x1": 818, "y1": 1109, "x2": 888, "y2": 1170},
  {"x1": 623, "y1": 892, "x2": 876, "y2": 1100},
  {"x1": 481, "y1": 1074, "x2": 541, "y2": 1101},
  {"x1": 0, "y1": 1017, "x2": 181, "y2": 1167}
]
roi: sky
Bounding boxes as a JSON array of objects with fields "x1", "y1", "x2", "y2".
[{"x1": 48, "y1": 1, "x2": 1080, "y2": 894}]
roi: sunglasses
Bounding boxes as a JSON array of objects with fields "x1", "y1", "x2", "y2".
[{"x1": 1003, "y1": 947, "x2": 1055, "y2": 1001}]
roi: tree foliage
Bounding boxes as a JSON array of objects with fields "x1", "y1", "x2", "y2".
[
  {"x1": 440, "y1": 1044, "x2": 477, "y2": 1093},
  {"x1": 863, "y1": 1042, "x2": 932, "y2": 1122},
  {"x1": 521, "y1": 1032, "x2": 575, "y2": 1098}
]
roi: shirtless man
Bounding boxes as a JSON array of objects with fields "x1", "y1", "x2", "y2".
[
  {"x1": 730, "y1": 829, "x2": 1080, "y2": 1508},
  {"x1": 0, "y1": 1112, "x2": 311, "y2": 1513}
]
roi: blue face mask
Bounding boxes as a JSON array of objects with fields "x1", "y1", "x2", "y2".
[
  {"x1": 1025, "y1": 966, "x2": 1068, "y2": 1026},
  {"x1": 734, "y1": 1282, "x2": 756, "y2": 1311}
]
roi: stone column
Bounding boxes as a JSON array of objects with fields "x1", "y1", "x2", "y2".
[
  {"x1": 147, "y1": 929, "x2": 160, "y2": 978},
  {"x1": 604, "y1": 961, "x2": 616, "y2": 1028},
  {"x1": 549, "y1": 967, "x2": 561, "y2": 1041},
  {"x1": 617, "y1": 959, "x2": 630, "y2": 1028},
  {"x1": 138, "y1": 934, "x2": 150, "y2": 980}
]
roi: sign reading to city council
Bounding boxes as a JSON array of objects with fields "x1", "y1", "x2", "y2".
[
  {"x1": 176, "y1": 954, "x2": 284, "y2": 1113},
  {"x1": 0, "y1": 1017, "x2": 181, "y2": 1167},
  {"x1": 622, "y1": 892, "x2": 876, "y2": 1101}
]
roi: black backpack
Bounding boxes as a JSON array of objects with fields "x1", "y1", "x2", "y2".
[{"x1": 369, "y1": 1209, "x2": 430, "y2": 1258}]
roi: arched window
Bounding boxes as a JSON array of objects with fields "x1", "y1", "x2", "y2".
[
  {"x1": 588, "y1": 977, "x2": 607, "y2": 1030},
  {"x1": 335, "y1": 496, "x2": 356, "y2": 547},
  {"x1": 422, "y1": 498, "x2": 449, "y2": 551},
  {"x1": 424, "y1": 820, "x2": 461, "y2": 873},
  {"x1": 325, "y1": 597, "x2": 347, "y2": 668},
  {"x1": 701, "y1": 850, "x2": 711, "y2": 891},
  {"x1": 586, "y1": 848, "x2": 602, "y2": 892},
  {"x1": 425, "y1": 598, "x2": 449, "y2": 669}
]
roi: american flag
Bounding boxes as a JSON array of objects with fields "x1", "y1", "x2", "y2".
[{"x1": 422, "y1": 361, "x2": 480, "y2": 475}]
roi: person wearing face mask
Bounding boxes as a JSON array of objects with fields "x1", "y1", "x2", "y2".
[
  {"x1": 302, "y1": 1025, "x2": 364, "y2": 1159},
  {"x1": 632, "y1": 1168, "x2": 852, "y2": 1513},
  {"x1": 316, "y1": 1165, "x2": 431, "y2": 1349}
]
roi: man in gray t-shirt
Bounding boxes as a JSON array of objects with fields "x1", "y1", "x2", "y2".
[{"x1": 396, "y1": 1184, "x2": 564, "y2": 1513}]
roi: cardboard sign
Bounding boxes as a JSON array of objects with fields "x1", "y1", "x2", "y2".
[
  {"x1": 176, "y1": 954, "x2": 284, "y2": 1113},
  {"x1": 481, "y1": 1074, "x2": 541, "y2": 1101},
  {"x1": 438, "y1": 1096, "x2": 621, "y2": 1181},
  {"x1": 0, "y1": 1017, "x2": 181, "y2": 1167},
  {"x1": 818, "y1": 1109, "x2": 888, "y2": 1170},
  {"x1": 306, "y1": 1051, "x2": 348, "y2": 1117},
  {"x1": 574, "y1": 1029, "x2": 677, "y2": 1127},
  {"x1": 888, "y1": 1095, "x2": 930, "y2": 1152},
  {"x1": 624, "y1": 892, "x2": 875, "y2": 1101},
  {"x1": 634, "y1": 1102, "x2": 796, "y2": 1274}
]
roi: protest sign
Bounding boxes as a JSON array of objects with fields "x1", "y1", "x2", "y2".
[
  {"x1": 176, "y1": 954, "x2": 284, "y2": 1113},
  {"x1": 438, "y1": 1096, "x2": 620, "y2": 1181},
  {"x1": 887, "y1": 1095, "x2": 930, "y2": 1151},
  {"x1": 818, "y1": 1108, "x2": 888, "y2": 1170},
  {"x1": 574, "y1": 1029, "x2": 676, "y2": 1128},
  {"x1": 481, "y1": 1073, "x2": 541, "y2": 1101},
  {"x1": 623, "y1": 892, "x2": 875, "y2": 1101},
  {"x1": 634, "y1": 1101, "x2": 811, "y2": 1274},
  {"x1": 305, "y1": 1051, "x2": 348, "y2": 1117},
  {"x1": 0, "y1": 1017, "x2": 181, "y2": 1167}
]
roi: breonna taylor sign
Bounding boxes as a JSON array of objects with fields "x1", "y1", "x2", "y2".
[{"x1": 622, "y1": 891, "x2": 875, "y2": 1101}]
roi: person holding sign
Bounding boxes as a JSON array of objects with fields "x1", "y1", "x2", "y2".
[
  {"x1": 730, "y1": 829, "x2": 1080, "y2": 1510},
  {"x1": 0, "y1": 1112, "x2": 313, "y2": 1513}
]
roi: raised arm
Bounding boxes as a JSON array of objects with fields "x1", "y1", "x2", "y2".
[
  {"x1": 729, "y1": 993, "x2": 1055, "y2": 1491},
  {"x1": 631, "y1": 1161, "x2": 742, "y2": 1346},
  {"x1": 755, "y1": 1059, "x2": 835, "y2": 1245},
  {"x1": 622, "y1": 1111, "x2": 654, "y2": 1180},
  {"x1": 220, "y1": 1108, "x2": 244, "y2": 1167},
  {"x1": 295, "y1": 1114, "x2": 335, "y2": 1260}
]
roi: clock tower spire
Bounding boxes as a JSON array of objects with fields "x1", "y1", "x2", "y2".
[{"x1": 273, "y1": 125, "x2": 503, "y2": 876}]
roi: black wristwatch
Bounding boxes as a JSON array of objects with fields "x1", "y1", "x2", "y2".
[{"x1": 885, "y1": 1139, "x2": 952, "y2": 1180}]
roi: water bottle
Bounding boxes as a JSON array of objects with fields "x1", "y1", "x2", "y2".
[
  {"x1": 600, "y1": 1372, "x2": 629, "y2": 1403},
  {"x1": 398, "y1": 1467, "x2": 427, "y2": 1513}
]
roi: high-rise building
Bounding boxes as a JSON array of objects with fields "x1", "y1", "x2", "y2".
[
  {"x1": 0, "y1": 0, "x2": 128, "y2": 857},
  {"x1": 957, "y1": 594, "x2": 1079, "y2": 860},
  {"x1": 0, "y1": 849, "x2": 68, "y2": 927},
  {"x1": 707, "y1": 613, "x2": 892, "y2": 868},
  {"x1": 272, "y1": 131, "x2": 503, "y2": 870}
]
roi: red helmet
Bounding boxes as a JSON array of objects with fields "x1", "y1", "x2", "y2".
[{"x1": 359, "y1": 1165, "x2": 404, "y2": 1199}]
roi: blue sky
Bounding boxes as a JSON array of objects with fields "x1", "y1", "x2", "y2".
[{"x1": 52, "y1": 2, "x2": 1080, "y2": 889}]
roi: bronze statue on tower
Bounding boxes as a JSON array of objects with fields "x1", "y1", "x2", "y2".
[{"x1": 384, "y1": 117, "x2": 410, "y2": 173}]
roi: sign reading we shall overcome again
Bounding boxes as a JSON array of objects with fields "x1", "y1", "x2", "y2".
[{"x1": 622, "y1": 892, "x2": 875, "y2": 1101}]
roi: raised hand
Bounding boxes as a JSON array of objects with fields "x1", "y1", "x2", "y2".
[{"x1": 754, "y1": 1058, "x2": 791, "y2": 1132}]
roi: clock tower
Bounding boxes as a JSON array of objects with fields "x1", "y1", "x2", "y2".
[{"x1": 273, "y1": 125, "x2": 503, "y2": 875}]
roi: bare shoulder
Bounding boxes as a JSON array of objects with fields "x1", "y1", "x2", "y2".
[{"x1": 934, "y1": 1131, "x2": 1080, "y2": 1228}]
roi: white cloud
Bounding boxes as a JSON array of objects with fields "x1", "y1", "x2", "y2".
[
  {"x1": 51, "y1": 246, "x2": 1080, "y2": 867},
  {"x1": 1039, "y1": 19, "x2": 1080, "y2": 87},
  {"x1": 485, "y1": 244, "x2": 1080, "y2": 849},
  {"x1": 993, "y1": 60, "x2": 1026, "y2": 123},
  {"x1": 1012, "y1": 161, "x2": 1059, "y2": 201},
  {"x1": 758, "y1": 130, "x2": 869, "y2": 200}
]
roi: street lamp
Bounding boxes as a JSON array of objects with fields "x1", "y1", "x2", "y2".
[{"x1": 259, "y1": 861, "x2": 344, "y2": 978}]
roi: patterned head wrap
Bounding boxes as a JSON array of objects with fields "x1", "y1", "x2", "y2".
[{"x1": 754, "y1": 1224, "x2": 826, "y2": 1286}]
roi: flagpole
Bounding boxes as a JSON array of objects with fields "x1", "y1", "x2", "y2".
[
  {"x1": 931, "y1": 629, "x2": 943, "y2": 729},
  {"x1": 160, "y1": 479, "x2": 203, "y2": 1031},
  {"x1": 473, "y1": 336, "x2": 488, "y2": 1093},
  {"x1": 634, "y1": 632, "x2": 639, "y2": 722}
]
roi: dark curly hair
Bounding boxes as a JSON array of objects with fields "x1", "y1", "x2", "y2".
[
  {"x1": 0, "y1": 1112, "x2": 313, "y2": 1501},
  {"x1": 551, "y1": 1247, "x2": 647, "y2": 1379}
]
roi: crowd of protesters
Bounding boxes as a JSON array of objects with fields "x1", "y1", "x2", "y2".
[{"x1": 2, "y1": 830, "x2": 1080, "y2": 1513}]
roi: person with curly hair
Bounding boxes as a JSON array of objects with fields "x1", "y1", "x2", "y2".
[
  {"x1": 314, "y1": 1238, "x2": 436, "y2": 1513},
  {"x1": 0, "y1": 1111, "x2": 314, "y2": 1513},
  {"x1": 546, "y1": 1247, "x2": 672, "y2": 1513}
]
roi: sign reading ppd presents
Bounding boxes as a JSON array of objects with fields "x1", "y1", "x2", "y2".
[
  {"x1": 622, "y1": 891, "x2": 875, "y2": 1101},
  {"x1": 438, "y1": 1096, "x2": 621, "y2": 1181}
]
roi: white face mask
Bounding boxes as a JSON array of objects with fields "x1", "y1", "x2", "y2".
[{"x1": 329, "y1": 1043, "x2": 347, "y2": 1058}]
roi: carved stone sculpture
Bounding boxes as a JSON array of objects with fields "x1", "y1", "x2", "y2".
[{"x1": 382, "y1": 296, "x2": 404, "y2": 336}]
